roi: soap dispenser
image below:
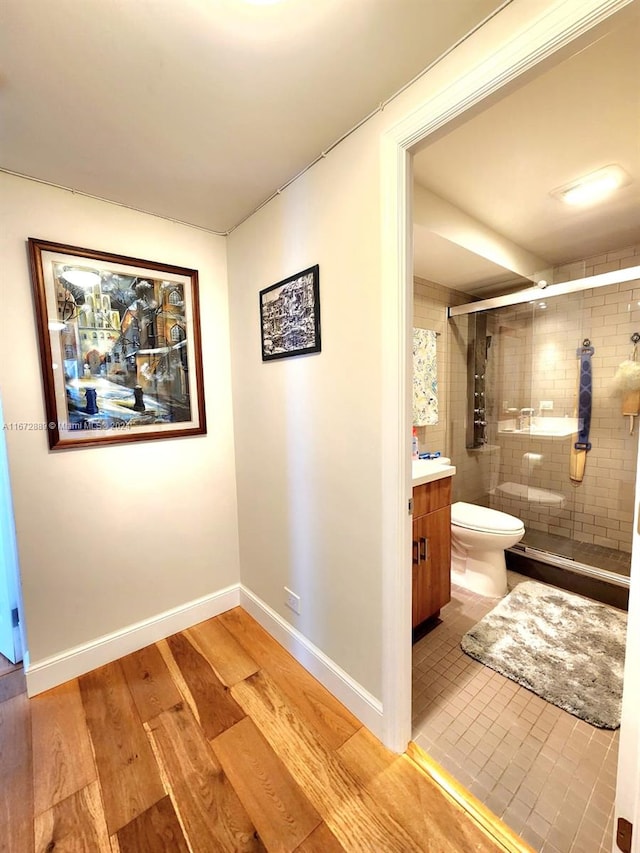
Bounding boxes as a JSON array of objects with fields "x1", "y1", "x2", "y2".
[{"x1": 412, "y1": 427, "x2": 419, "y2": 460}]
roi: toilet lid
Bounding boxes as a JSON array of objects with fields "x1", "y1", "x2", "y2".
[{"x1": 451, "y1": 501, "x2": 525, "y2": 535}]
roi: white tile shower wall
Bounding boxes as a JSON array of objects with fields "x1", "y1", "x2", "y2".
[
  {"x1": 554, "y1": 244, "x2": 640, "y2": 283},
  {"x1": 413, "y1": 277, "x2": 489, "y2": 503},
  {"x1": 487, "y1": 244, "x2": 640, "y2": 553}
]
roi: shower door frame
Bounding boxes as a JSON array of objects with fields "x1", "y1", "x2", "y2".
[
  {"x1": 448, "y1": 266, "x2": 640, "y2": 317},
  {"x1": 379, "y1": 0, "x2": 639, "y2": 847}
]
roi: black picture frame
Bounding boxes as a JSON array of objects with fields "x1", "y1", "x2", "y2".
[{"x1": 259, "y1": 265, "x2": 321, "y2": 361}]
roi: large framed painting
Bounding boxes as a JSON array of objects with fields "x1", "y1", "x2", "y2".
[
  {"x1": 259, "y1": 265, "x2": 321, "y2": 361},
  {"x1": 28, "y1": 238, "x2": 207, "y2": 450}
]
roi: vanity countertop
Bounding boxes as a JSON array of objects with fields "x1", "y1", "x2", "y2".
[{"x1": 412, "y1": 458, "x2": 456, "y2": 486}]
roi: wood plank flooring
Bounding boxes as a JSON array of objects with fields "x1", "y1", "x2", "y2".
[
  {"x1": 0, "y1": 611, "x2": 502, "y2": 852},
  {"x1": 1, "y1": 692, "x2": 33, "y2": 852},
  {"x1": 0, "y1": 653, "x2": 26, "y2": 703}
]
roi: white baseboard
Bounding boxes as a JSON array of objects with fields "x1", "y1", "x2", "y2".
[
  {"x1": 25, "y1": 582, "x2": 385, "y2": 743},
  {"x1": 25, "y1": 584, "x2": 241, "y2": 696},
  {"x1": 239, "y1": 585, "x2": 384, "y2": 739}
]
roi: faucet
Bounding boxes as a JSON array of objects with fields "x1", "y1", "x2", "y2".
[{"x1": 519, "y1": 408, "x2": 535, "y2": 431}]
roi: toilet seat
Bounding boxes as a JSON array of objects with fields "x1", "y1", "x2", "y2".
[{"x1": 451, "y1": 501, "x2": 524, "y2": 535}]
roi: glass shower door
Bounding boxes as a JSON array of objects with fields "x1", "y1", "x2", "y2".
[
  {"x1": 466, "y1": 291, "x2": 585, "y2": 563},
  {"x1": 449, "y1": 276, "x2": 638, "y2": 578},
  {"x1": 517, "y1": 292, "x2": 584, "y2": 560},
  {"x1": 486, "y1": 300, "x2": 554, "y2": 552}
]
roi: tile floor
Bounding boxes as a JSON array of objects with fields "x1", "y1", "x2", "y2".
[
  {"x1": 521, "y1": 529, "x2": 631, "y2": 577},
  {"x1": 412, "y1": 572, "x2": 619, "y2": 853}
]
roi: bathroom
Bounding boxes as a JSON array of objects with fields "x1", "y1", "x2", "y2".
[
  {"x1": 409, "y1": 13, "x2": 637, "y2": 853},
  {"x1": 412, "y1": 251, "x2": 636, "y2": 853}
]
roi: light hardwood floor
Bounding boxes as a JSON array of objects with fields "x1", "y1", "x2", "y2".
[{"x1": 1, "y1": 608, "x2": 505, "y2": 852}]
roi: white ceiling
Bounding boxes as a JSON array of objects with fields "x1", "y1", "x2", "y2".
[
  {"x1": 413, "y1": 11, "x2": 640, "y2": 293},
  {"x1": 0, "y1": 0, "x2": 506, "y2": 233}
]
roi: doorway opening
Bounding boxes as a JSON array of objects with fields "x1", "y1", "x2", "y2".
[
  {"x1": 410, "y1": 17, "x2": 638, "y2": 853},
  {"x1": 411, "y1": 266, "x2": 637, "y2": 850}
]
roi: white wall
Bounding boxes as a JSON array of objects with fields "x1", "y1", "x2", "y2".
[
  {"x1": 0, "y1": 174, "x2": 240, "y2": 666},
  {"x1": 227, "y1": 136, "x2": 384, "y2": 695}
]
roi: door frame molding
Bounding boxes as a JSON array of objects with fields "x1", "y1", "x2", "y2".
[
  {"x1": 0, "y1": 393, "x2": 25, "y2": 665},
  {"x1": 380, "y1": 0, "x2": 635, "y2": 756}
]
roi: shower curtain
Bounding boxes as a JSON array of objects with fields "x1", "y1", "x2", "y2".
[{"x1": 413, "y1": 328, "x2": 439, "y2": 426}]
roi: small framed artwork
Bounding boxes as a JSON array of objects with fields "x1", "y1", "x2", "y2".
[
  {"x1": 259, "y1": 265, "x2": 321, "y2": 361},
  {"x1": 28, "y1": 238, "x2": 207, "y2": 450}
]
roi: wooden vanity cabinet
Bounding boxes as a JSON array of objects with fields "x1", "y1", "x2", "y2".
[{"x1": 412, "y1": 477, "x2": 451, "y2": 629}]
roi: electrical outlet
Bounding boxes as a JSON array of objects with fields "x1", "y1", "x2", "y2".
[
  {"x1": 539, "y1": 400, "x2": 553, "y2": 411},
  {"x1": 284, "y1": 587, "x2": 301, "y2": 615}
]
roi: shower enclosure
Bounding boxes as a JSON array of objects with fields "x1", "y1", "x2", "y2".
[{"x1": 447, "y1": 269, "x2": 640, "y2": 588}]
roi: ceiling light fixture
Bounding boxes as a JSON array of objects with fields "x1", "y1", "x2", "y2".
[{"x1": 552, "y1": 165, "x2": 630, "y2": 207}]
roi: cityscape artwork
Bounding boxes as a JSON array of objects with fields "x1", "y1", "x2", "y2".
[
  {"x1": 259, "y1": 265, "x2": 321, "y2": 361},
  {"x1": 28, "y1": 239, "x2": 206, "y2": 449}
]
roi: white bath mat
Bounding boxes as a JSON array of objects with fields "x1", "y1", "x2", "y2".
[{"x1": 461, "y1": 581, "x2": 626, "y2": 729}]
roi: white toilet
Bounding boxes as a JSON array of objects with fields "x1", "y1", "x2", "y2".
[{"x1": 450, "y1": 502, "x2": 525, "y2": 597}]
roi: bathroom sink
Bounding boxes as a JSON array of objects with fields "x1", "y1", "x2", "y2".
[{"x1": 412, "y1": 457, "x2": 456, "y2": 486}]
